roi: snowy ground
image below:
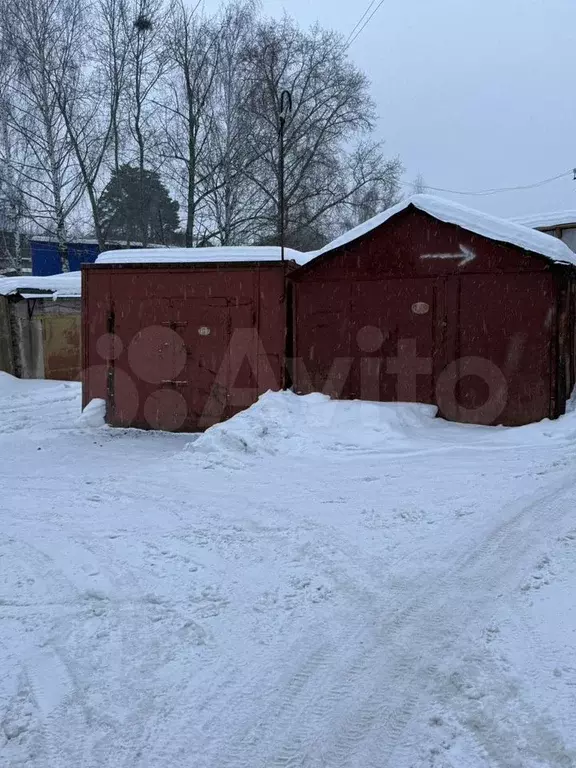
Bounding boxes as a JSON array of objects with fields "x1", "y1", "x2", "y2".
[{"x1": 1, "y1": 373, "x2": 576, "y2": 768}]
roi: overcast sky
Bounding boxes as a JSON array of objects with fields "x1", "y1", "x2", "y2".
[{"x1": 204, "y1": 0, "x2": 576, "y2": 219}]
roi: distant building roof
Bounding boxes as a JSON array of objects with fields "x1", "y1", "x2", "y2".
[
  {"x1": 512, "y1": 211, "x2": 576, "y2": 230},
  {"x1": 30, "y1": 236, "x2": 166, "y2": 247},
  {"x1": 30, "y1": 236, "x2": 102, "y2": 244},
  {"x1": 0, "y1": 272, "x2": 81, "y2": 298}
]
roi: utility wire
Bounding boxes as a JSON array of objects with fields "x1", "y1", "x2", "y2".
[
  {"x1": 343, "y1": 4, "x2": 572, "y2": 197},
  {"x1": 346, "y1": 0, "x2": 387, "y2": 49},
  {"x1": 344, "y1": 0, "x2": 379, "y2": 48},
  {"x1": 401, "y1": 169, "x2": 573, "y2": 197}
]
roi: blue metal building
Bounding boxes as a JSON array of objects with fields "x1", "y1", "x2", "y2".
[{"x1": 31, "y1": 240, "x2": 100, "y2": 276}]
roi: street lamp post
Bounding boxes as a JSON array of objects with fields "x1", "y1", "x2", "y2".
[{"x1": 278, "y1": 90, "x2": 292, "y2": 262}]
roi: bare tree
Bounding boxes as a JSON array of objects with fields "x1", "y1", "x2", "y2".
[
  {"x1": 0, "y1": 0, "x2": 402, "y2": 255},
  {"x1": 339, "y1": 142, "x2": 402, "y2": 232},
  {"x1": 203, "y1": 1, "x2": 264, "y2": 245},
  {"x1": 96, "y1": 0, "x2": 131, "y2": 175},
  {"x1": 160, "y1": 0, "x2": 221, "y2": 247},
  {"x1": 241, "y1": 17, "x2": 401, "y2": 249},
  {"x1": 47, "y1": 0, "x2": 133, "y2": 251},
  {"x1": 124, "y1": 0, "x2": 165, "y2": 245},
  {"x1": 0, "y1": 30, "x2": 28, "y2": 270},
  {"x1": 1, "y1": 0, "x2": 88, "y2": 270},
  {"x1": 411, "y1": 172, "x2": 427, "y2": 195}
]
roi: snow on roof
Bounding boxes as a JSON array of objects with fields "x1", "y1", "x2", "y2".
[
  {"x1": 512, "y1": 211, "x2": 576, "y2": 230},
  {"x1": 30, "y1": 236, "x2": 101, "y2": 245},
  {"x1": 96, "y1": 245, "x2": 314, "y2": 266},
  {"x1": 0, "y1": 271, "x2": 81, "y2": 298},
  {"x1": 30, "y1": 236, "x2": 165, "y2": 247},
  {"x1": 310, "y1": 194, "x2": 576, "y2": 267}
]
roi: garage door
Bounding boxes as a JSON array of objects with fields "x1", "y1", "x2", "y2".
[{"x1": 109, "y1": 294, "x2": 259, "y2": 431}]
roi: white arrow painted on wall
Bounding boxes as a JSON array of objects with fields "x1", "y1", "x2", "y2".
[{"x1": 421, "y1": 244, "x2": 476, "y2": 267}]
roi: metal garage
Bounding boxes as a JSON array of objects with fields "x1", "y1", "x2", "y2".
[
  {"x1": 0, "y1": 273, "x2": 82, "y2": 381},
  {"x1": 290, "y1": 195, "x2": 576, "y2": 426},
  {"x1": 82, "y1": 247, "x2": 305, "y2": 431}
]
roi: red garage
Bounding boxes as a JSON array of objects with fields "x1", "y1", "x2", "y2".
[
  {"x1": 82, "y1": 247, "x2": 303, "y2": 431},
  {"x1": 290, "y1": 195, "x2": 576, "y2": 426}
]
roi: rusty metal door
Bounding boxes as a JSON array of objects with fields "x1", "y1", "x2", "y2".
[
  {"x1": 293, "y1": 282, "x2": 352, "y2": 397},
  {"x1": 445, "y1": 274, "x2": 555, "y2": 426},
  {"x1": 349, "y1": 279, "x2": 439, "y2": 404},
  {"x1": 294, "y1": 278, "x2": 439, "y2": 403},
  {"x1": 192, "y1": 298, "x2": 256, "y2": 426},
  {"x1": 109, "y1": 293, "x2": 260, "y2": 431},
  {"x1": 180, "y1": 299, "x2": 233, "y2": 429},
  {"x1": 109, "y1": 297, "x2": 189, "y2": 430},
  {"x1": 42, "y1": 315, "x2": 81, "y2": 380}
]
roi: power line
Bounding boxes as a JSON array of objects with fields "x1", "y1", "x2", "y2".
[
  {"x1": 401, "y1": 169, "x2": 573, "y2": 197},
  {"x1": 344, "y1": 0, "x2": 379, "y2": 48},
  {"x1": 342, "y1": 6, "x2": 572, "y2": 197},
  {"x1": 346, "y1": 0, "x2": 387, "y2": 49}
]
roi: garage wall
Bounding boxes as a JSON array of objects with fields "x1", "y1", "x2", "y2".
[
  {"x1": 82, "y1": 263, "x2": 289, "y2": 432},
  {"x1": 0, "y1": 296, "x2": 15, "y2": 374},
  {"x1": 8, "y1": 298, "x2": 81, "y2": 380}
]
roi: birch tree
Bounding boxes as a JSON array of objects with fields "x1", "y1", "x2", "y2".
[
  {"x1": 0, "y1": 118, "x2": 29, "y2": 271},
  {"x1": 1, "y1": 0, "x2": 85, "y2": 270},
  {"x1": 97, "y1": 0, "x2": 131, "y2": 174},
  {"x1": 48, "y1": 0, "x2": 133, "y2": 251},
  {"x1": 0, "y1": 0, "x2": 402, "y2": 253},
  {"x1": 0, "y1": 29, "x2": 27, "y2": 267},
  {"x1": 161, "y1": 1, "x2": 220, "y2": 246},
  {"x1": 205, "y1": 1, "x2": 262, "y2": 245}
]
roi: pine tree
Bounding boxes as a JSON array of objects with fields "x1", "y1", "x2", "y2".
[{"x1": 97, "y1": 164, "x2": 180, "y2": 245}]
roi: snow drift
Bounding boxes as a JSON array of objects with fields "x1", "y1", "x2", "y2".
[
  {"x1": 187, "y1": 390, "x2": 576, "y2": 464},
  {"x1": 188, "y1": 391, "x2": 440, "y2": 461},
  {"x1": 76, "y1": 398, "x2": 106, "y2": 428},
  {"x1": 0, "y1": 371, "x2": 23, "y2": 396}
]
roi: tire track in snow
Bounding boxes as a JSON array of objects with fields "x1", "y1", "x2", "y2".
[
  {"x1": 5, "y1": 381, "x2": 576, "y2": 768},
  {"x1": 205, "y1": 471, "x2": 576, "y2": 768},
  {"x1": 4, "y1": 520, "x2": 228, "y2": 766},
  {"x1": 17, "y1": 642, "x2": 101, "y2": 768},
  {"x1": 2, "y1": 537, "x2": 82, "y2": 604},
  {"x1": 402, "y1": 649, "x2": 576, "y2": 768}
]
